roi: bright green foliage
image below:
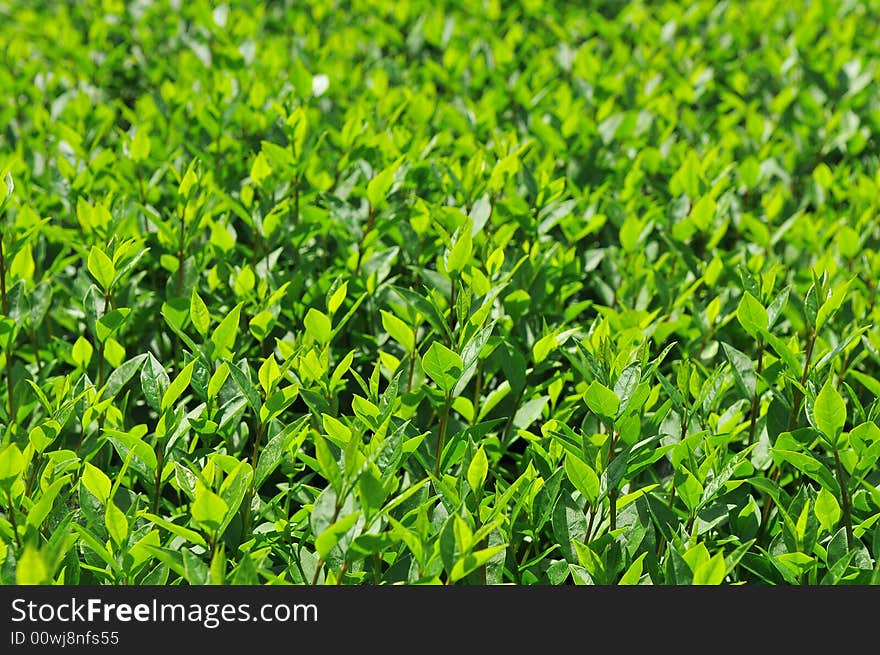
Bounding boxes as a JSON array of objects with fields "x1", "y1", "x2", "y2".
[{"x1": 1, "y1": 0, "x2": 879, "y2": 588}]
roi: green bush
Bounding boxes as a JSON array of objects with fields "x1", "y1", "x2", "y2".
[{"x1": 2, "y1": 0, "x2": 880, "y2": 585}]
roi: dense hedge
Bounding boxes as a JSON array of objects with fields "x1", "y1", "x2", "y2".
[{"x1": 2, "y1": 0, "x2": 880, "y2": 585}]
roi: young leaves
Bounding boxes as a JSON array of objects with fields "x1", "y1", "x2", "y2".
[
  {"x1": 422, "y1": 342, "x2": 463, "y2": 394},
  {"x1": 584, "y1": 380, "x2": 619, "y2": 421},
  {"x1": 366, "y1": 160, "x2": 400, "y2": 210},
  {"x1": 190, "y1": 288, "x2": 211, "y2": 337},
  {"x1": 737, "y1": 292, "x2": 767, "y2": 339},
  {"x1": 814, "y1": 378, "x2": 846, "y2": 442},
  {"x1": 87, "y1": 247, "x2": 115, "y2": 291},
  {"x1": 192, "y1": 481, "x2": 228, "y2": 533},
  {"x1": 161, "y1": 358, "x2": 197, "y2": 412}
]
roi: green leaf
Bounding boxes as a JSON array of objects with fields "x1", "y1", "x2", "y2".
[
  {"x1": 467, "y1": 446, "x2": 488, "y2": 493},
  {"x1": 211, "y1": 302, "x2": 243, "y2": 359},
  {"x1": 0, "y1": 444, "x2": 25, "y2": 490},
  {"x1": 254, "y1": 416, "x2": 309, "y2": 490},
  {"x1": 16, "y1": 546, "x2": 49, "y2": 585},
  {"x1": 131, "y1": 127, "x2": 151, "y2": 162},
  {"x1": 28, "y1": 421, "x2": 59, "y2": 454},
  {"x1": 208, "y1": 362, "x2": 230, "y2": 399},
  {"x1": 816, "y1": 281, "x2": 850, "y2": 331},
  {"x1": 366, "y1": 162, "x2": 398, "y2": 209},
  {"x1": 258, "y1": 355, "x2": 280, "y2": 395},
  {"x1": 141, "y1": 353, "x2": 170, "y2": 413},
  {"x1": 190, "y1": 288, "x2": 211, "y2": 337},
  {"x1": 209, "y1": 544, "x2": 226, "y2": 585},
  {"x1": 737, "y1": 291, "x2": 768, "y2": 338},
  {"x1": 304, "y1": 308, "x2": 332, "y2": 345},
  {"x1": 532, "y1": 331, "x2": 557, "y2": 365},
  {"x1": 573, "y1": 541, "x2": 605, "y2": 583},
  {"x1": 422, "y1": 341, "x2": 463, "y2": 394},
  {"x1": 815, "y1": 486, "x2": 841, "y2": 533},
  {"x1": 619, "y1": 553, "x2": 647, "y2": 585},
  {"x1": 722, "y1": 342, "x2": 756, "y2": 399},
  {"x1": 445, "y1": 225, "x2": 473, "y2": 275},
  {"x1": 613, "y1": 362, "x2": 642, "y2": 416},
  {"x1": 286, "y1": 106, "x2": 308, "y2": 155},
  {"x1": 328, "y1": 281, "x2": 348, "y2": 315},
  {"x1": 139, "y1": 512, "x2": 206, "y2": 547},
  {"x1": 380, "y1": 310, "x2": 414, "y2": 352},
  {"x1": 191, "y1": 481, "x2": 228, "y2": 532},
  {"x1": 103, "y1": 353, "x2": 148, "y2": 399},
  {"x1": 105, "y1": 502, "x2": 128, "y2": 549},
  {"x1": 81, "y1": 462, "x2": 111, "y2": 504},
  {"x1": 3, "y1": 171, "x2": 13, "y2": 205},
  {"x1": 584, "y1": 380, "x2": 619, "y2": 420},
  {"x1": 161, "y1": 358, "x2": 197, "y2": 412},
  {"x1": 72, "y1": 336, "x2": 93, "y2": 369},
  {"x1": 450, "y1": 545, "x2": 507, "y2": 582},
  {"x1": 315, "y1": 512, "x2": 360, "y2": 558},
  {"x1": 814, "y1": 378, "x2": 846, "y2": 441},
  {"x1": 675, "y1": 469, "x2": 703, "y2": 513},
  {"x1": 250, "y1": 151, "x2": 273, "y2": 187},
  {"x1": 772, "y1": 449, "x2": 839, "y2": 495},
  {"x1": 323, "y1": 414, "x2": 352, "y2": 444},
  {"x1": 357, "y1": 468, "x2": 387, "y2": 512},
  {"x1": 161, "y1": 297, "x2": 189, "y2": 333},
  {"x1": 87, "y1": 246, "x2": 116, "y2": 291},
  {"x1": 228, "y1": 360, "x2": 262, "y2": 414},
  {"x1": 759, "y1": 328, "x2": 801, "y2": 376},
  {"x1": 690, "y1": 195, "x2": 716, "y2": 230},
  {"x1": 693, "y1": 552, "x2": 726, "y2": 585},
  {"x1": 96, "y1": 308, "x2": 131, "y2": 343},
  {"x1": 217, "y1": 461, "x2": 253, "y2": 535},
  {"x1": 564, "y1": 454, "x2": 600, "y2": 504},
  {"x1": 313, "y1": 433, "x2": 342, "y2": 492},
  {"x1": 25, "y1": 475, "x2": 70, "y2": 531},
  {"x1": 179, "y1": 163, "x2": 198, "y2": 197}
]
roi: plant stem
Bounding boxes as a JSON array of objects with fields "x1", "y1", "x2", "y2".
[
  {"x1": 831, "y1": 445, "x2": 854, "y2": 550},
  {"x1": 5, "y1": 489, "x2": 20, "y2": 548},
  {"x1": 354, "y1": 205, "x2": 375, "y2": 275},
  {"x1": 473, "y1": 487, "x2": 488, "y2": 585},
  {"x1": 310, "y1": 501, "x2": 342, "y2": 585},
  {"x1": 748, "y1": 339, "x2": 765, "y2": 445},
  {"x1": 470, "y1": 360, "x2": 484, "y2": 426},
  {"x1": 0, "y1": 232, "x2": 14, "y2": 427},
  {"x1": 152, "y1": 441, "x2": 164, "y2": 514},
  {"x1": 29, "y1": 328, "x2": 43, "y2": 374},
  {"x1": 24, "y1": 454, "x2": 40, "y2": 498},
  {"x1": 293, "y1": 174, "x2": 300, "y2": 227},
  {"x1": 242, "y1": 418, "x2": 265, "y2": 536},
  {"x1": 607, "y1": 428, "x2": 618, "y2": 532},
  {"x1": 609, "y1": 493, "x2": 618, "y2": 532},
  {"x1": 584, "y1": 502, "x2": 596, "y2": 542},
  {"x1": 96, "y1": 291, "x2": 111, "y2": 390},
  {"x1": 788, "y1": 329, "x2": 817, "y2": 431},
  {"x1": 501, "y1": 385, "x2": 527, "y2": 447},
  {"x1": 136, "y1": 165, "x2": 146, "y2": 205},
  {"x1": 448, "y1": 276, "x2": 457, "y2": 338},
  {"x1": 249, "y1": 418, "x2": 264, "y2": 475},
  {"x1": 177, "y1": 201, "x2": 186, "y2": 297},
  {"x1": 207, "y1": 532, "x2": 216, "y2": 562},
  {"x1": 407, "y1": 324, "x2": 418, "y2": 393},
  {"x1": 517, "y1": 540, "x2": 533, "y2": 583},
  {"x1": 434, "y1": 393, "x2": 451, "y2": 479},
  {"x1": 310, "y1": 559, "x2": 324, "y2": 586}
]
